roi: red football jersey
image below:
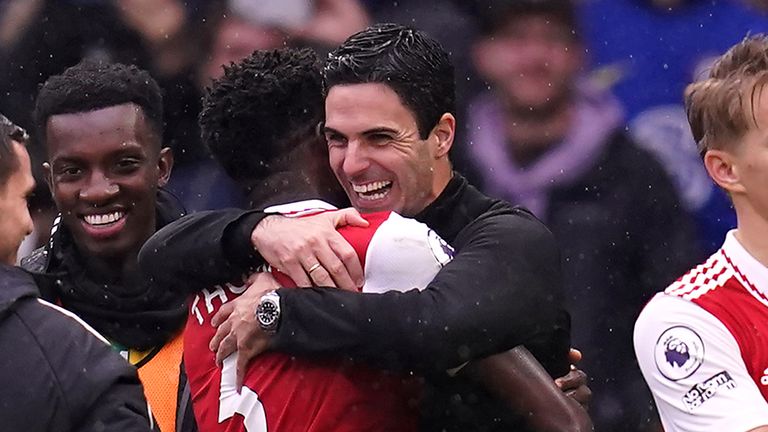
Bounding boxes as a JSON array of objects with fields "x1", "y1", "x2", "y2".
[
  {"x1": 635, "y1": 231, "x2": 768, "y2": 431},
  {"x1": 184, "y1": 200, "x2": 454, "y2": 431}
]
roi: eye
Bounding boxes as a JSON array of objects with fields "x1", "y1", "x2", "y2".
[
  {"x1": 325, "y1": 133, "x2": 347, "y2": 147},
  {"x1": 115, "y1": 158, "x2": 141, "y2": 173},
  {"x1": 57, "y1": 166, "x2": 82, "y2": 179},
  {"x1": 369, "y1": 134, "x2": 393, "y2": 145}
]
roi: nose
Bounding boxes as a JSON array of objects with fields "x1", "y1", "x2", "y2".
[
  {"x1": 342, "y1": 140, "x2": 371, "y2": 178},
  {"x1": 23, "y1": 208, "x2": 33, "y2": 237},
  {"x1": 79, "y1": 171, "x2": 119, "y2": 205}
]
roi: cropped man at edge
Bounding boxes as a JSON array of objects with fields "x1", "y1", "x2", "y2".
[
  {"x1": 141, "y1": 24, "x2": 580, "y2": 431},
  {"x1": 21, "y1": 61, "x2": 197, "y2": 432},
  {"x1": 634, "y1": 34, "x2": 768, "y2": 432},
  {"x1": 0, "y1": 113, "x2": 152, "y2": 431}
]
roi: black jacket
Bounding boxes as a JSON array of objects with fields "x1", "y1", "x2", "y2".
[
  {"x1": 0, "y1": 264, "x2": 151, "y2": 431},
  {"x1": 21, "y1": 189, "x2": 197, "y2": 432},
  {"x1": 140, "y1": 174, "x2": 571, "y2": 431}
]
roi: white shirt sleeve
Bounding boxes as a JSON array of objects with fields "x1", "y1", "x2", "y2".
[
  {"x1": 361, "y1": 212, "x2": 453, "y2": 294},
  {"x1": 634, "y1": 293, "x2": 768, "y2": 432}
]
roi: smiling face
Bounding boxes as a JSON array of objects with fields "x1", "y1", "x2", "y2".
[
  {"x1": 323, "y1": 83, "x2": 454, "y2": 217},
  {"x1": 44, "y1": 103, "x2": 172, "y2": 261}
]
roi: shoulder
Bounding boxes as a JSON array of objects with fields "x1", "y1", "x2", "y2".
[
  {"x1": 362, "y1": 212, "x2": 453, "y2": 294},
  {"x1": 19, "y1": 246, "x2": 49, "y2": 273}
]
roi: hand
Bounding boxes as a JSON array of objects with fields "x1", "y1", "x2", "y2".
[
  {"x1": 210, "y1": 273, "x2": 280, "y2": 390},
  {"x1": 251, "y1": 208, "x2": 368, "y2": 291},
  {"x1": 555, "y1": 348, "x2": 592, "y2": 411}
]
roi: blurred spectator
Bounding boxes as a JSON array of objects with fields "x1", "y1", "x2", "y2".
[
  {"x1": 164, "y1": 0, "x2": 369, "y2": 211},
  {"x1": 464, "y1": 1, "x2": 702, "y2": 430},
  {"x1": 578, "y1": 0, "x2": 768, "y2": 252}
]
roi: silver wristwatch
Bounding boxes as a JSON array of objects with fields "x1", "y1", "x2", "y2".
[{"x1": 255, "y1": 290, "x2": 281, "y2": 334}]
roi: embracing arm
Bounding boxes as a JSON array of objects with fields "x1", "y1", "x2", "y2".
[
  {"x1": 271, "y1": 210, "x2": 569, "y2": 373},
  {"x1": 139, "y1": 209, "x2": 267, "y2": 292},
  {"x1": 465, "y1": 346, "x2": 593, "y2": 432}
]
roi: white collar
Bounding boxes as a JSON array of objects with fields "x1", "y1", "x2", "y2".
[
  {"x1": 263, "y1": 199, "x2": 337, "y2": 217},
  {"x1": 722, "y1": 229, "x2": 768, "y2": 298}
]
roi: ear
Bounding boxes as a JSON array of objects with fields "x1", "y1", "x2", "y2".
[
  {"x1": 42, "y1": 162, "x2": 54, "y2": 194},
  {"x1": 157, "y1": 147, "x2": 174, "y2": 187},
  {"x1": 431, "y1": 113, "x2": 455, "y2": 159},
  {"x1": 703, "y1": 149, "x2": 745, "y2": 195}
]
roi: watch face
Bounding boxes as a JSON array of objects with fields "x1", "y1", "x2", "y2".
[{"x1": 257, "y1": 298, "x2": 279, "y2": 330}]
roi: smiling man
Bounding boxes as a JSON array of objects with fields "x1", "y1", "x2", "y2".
[
  {"x1": 0, "y1": 113, "x2": 152, "y2": 431},
  {"x1": 21, "y1": 61, "x2": 196, "y2": 432}
]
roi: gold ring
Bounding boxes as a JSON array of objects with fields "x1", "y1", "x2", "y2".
[{"x1": 307, "y1": 263, "x2": 321, "y2": 273}]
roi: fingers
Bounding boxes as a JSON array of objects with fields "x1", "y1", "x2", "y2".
[
  {"x1": 210, "y1": 318, "x2": 232, "y2": 352},
  {"x1": 235, "y1": 347, "x2": 253, "y2": 392},
  {"x1": 281, "y1": 260, "x2": 313, "y2": 287},
  {"x1": 211, "y1": 302, "x2": 235, "y2": 327},
  {"x1": 555, "y1": 369, "x2": 589, "y2": 391},
  {"x1": 332, "y1": 208, "x2": 369, "y2": 228},
  {"x1": 568, "y1": 348, "x2": 583, "y2": 364},
  {"x1": 309, "y1": 240, "x2": 361, "y2": 290},
  {"x1": 216, "y1": 334, "x2": 237, "y2": 367}
]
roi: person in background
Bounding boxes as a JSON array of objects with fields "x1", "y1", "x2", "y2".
[{"x1": 465, "y1": 0, "x2": 702, "y2": 430}]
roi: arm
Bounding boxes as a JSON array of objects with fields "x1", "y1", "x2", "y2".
[
  {"x1": 635, "y1": 294, "x2": 768, "y2": 432},
  {"x1": 270, "y1": 210, "x2": 568, "y2": 373},
  {"x1": 464, "y1": 346, "x2": 593, "y2": 432},
  {"x1": 140, "y1": 207, "x2": 367, "y2": 292},
  {"x1": 140, "y1": 208, "x2": 266, "y2": 291}
]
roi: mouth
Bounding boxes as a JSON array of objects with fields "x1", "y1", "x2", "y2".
[
  {"x1": 79, "y1": 210, "x2": 127, "y2": 239},
  {"x1": 351, "y1": 180, "x2": 393, "y2": 202}
]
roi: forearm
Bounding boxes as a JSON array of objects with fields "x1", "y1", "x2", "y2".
[
  {"x1": 139, "y1": 209, "x2": 268, "y2": 292},
  {"x1": 272, "y1": 214, "x2": 569, "y2": 373},
  {"x1": 464, "y1": 347, "x2": 593, "y2": 432}
]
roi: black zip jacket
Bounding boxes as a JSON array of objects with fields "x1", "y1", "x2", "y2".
[
  {"x1": 140, "y1": 173, "x2": 571, "y2": 431},
  {"x1": 21, "y1": 189, "x2": 197, "y2": 432},
  {"x1": 0, "y1": 264, "x2": 151, "y2": 431}
]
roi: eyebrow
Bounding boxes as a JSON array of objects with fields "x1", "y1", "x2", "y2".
[{"x1": 322, "y1": 126, "x2": 399, "y2": 137}]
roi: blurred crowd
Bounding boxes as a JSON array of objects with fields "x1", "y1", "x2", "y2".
[{"x1": 1, "y1": 0, "x2": 767, "y2": 430}]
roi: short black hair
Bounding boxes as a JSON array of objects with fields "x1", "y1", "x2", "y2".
[
  {"x1": 0, "y1": 114, "x2": 29, "y2": 186},
  {"x1": 33, "y1": 60, "x2": 163, "y2": 145},
  {"x1": 323, "y1": 23, "x2": 455, "y2": 139},
  {"x1": 199, "y1": 48, "x2": 324, "y2": 182}
]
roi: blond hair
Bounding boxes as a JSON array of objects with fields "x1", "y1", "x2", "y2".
[{"x1": 685, "y1": 34, "x2": 768, "y2": 157}]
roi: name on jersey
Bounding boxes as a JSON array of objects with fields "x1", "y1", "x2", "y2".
[
  {"x1": 682, "y1": 370, "x2": 736, "y2": 411},
  {"x1": 190, "y1": 282, "x2": 247, "y2": 325}
]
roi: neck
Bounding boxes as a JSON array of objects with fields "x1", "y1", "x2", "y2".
[
  {"x1": 503, "y1": 98, "x2": 573, "y2": 165},
  {"x1": 78, "y1": 248, "x2": 143, "y2": 286},
  {"x1": 733, "y1": 201, "x2": 768, "y2": 267},
  {"x1": 244, "y1": 170, "x2": 329, "y2": 209}
]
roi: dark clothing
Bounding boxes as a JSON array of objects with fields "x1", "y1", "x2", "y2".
[
  {"x1": 462, "y1": 87, "x2": 702, "y2": 430},
  {"x1": 0, "y1": 264, "x2": 151, "y2": 431},
  {"x1": 21, "y1": 189, "x2": 197, "y2": 432},
  {"x1": 140, "y1": 174, "x2": 571, "y2": 431},
  {"x1": 545, "y1": 132, "x2": 702, "y2": 429}
]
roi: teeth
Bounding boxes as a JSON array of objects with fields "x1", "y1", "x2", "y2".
[
  {"x1": 352, "y1": 181, "x2": 392, "y2": 193},
  {"x1": 84, "y1": 211, "x2": 124, "y2": 226},
  {"x1": 359, "y1": 191, "x2": 388, "y2": 201}
]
